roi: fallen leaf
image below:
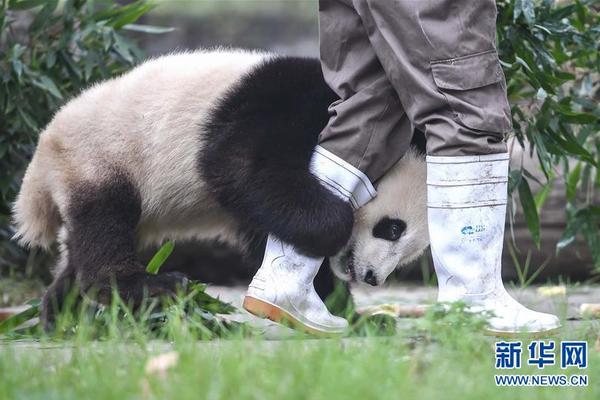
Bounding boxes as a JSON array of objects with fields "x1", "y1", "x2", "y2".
[
  {"x1": 357, "y1": 304, "x2": 428, "y2": 318},
  {"x1": 145, "y1": 351, "x2": 179, "y2": 378},
  {"x1": 580, "y1": 304, "x2": 600, "y2": 319},
  {"x1": 537, "y1": 286, "x2": 566, "y2": 297}
]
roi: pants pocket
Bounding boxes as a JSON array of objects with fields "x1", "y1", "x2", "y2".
[{"x1": 430, "y1": 50, "x2": 512, "y2": 133}]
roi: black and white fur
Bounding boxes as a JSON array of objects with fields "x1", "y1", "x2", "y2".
[{"x1": 12, "y1": 50, "x2": 429, "y2": 326}]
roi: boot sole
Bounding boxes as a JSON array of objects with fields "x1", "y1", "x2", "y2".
[
  {"x1": 243, "y1": 296, "x2": 344, "y2": 336},
  {"x1": 484, "y1": 326, "x2": 561, "y2": 338}
]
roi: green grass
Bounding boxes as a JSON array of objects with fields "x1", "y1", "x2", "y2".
[
  {"x1": 1, "y1": 247, "x2": 597, "y2": 399},
  {"x1": 0, "y1": 301, "x2": 598, "y2": 400}
]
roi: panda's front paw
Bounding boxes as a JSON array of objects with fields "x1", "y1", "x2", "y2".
[
  {"x1": 149, "y1": 271, "x2": 190, "y2": 296},
  {"x1": 40, "y1": 294, "x2": 58, "y2": 333},
  {"x1": 105, "y1": 271, "x2": 191, "y2": 305}
]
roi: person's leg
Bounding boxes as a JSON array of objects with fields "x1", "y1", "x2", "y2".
[
  {"x1": 427, "y1": 154, "x2": 559, "y2": 334},
  {"x1": 352, "y1": 0, "x2": 558, "y2": 333},
  {"x1": 352, "y1": 0, "x2": 510, "y2": 156},
  {"x1": 244, "y1": 149, "x2": 376, "y2": 334},
  {"x1": 318, "y1": 0, "x2": 414, "y2": 183},
  {"x1": 351, "y1": 0, "x2": 511, "y2": 155},
  {"x1": 243, "y1": 0, "x2": 412, "y2": 335}
]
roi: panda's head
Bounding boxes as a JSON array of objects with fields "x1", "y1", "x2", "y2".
[{"x1": 330, "y1": 148, "x2": 429, "y2": 286}]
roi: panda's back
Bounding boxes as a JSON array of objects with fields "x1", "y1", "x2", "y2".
[
  {"x1": 43, "y1": 49, "x2": 270, "y2": 179},
  {"x1": 28, "y1": 48, "x2": 337, "y2": 248},
  {"x1": 36, "y1": 50, "x2": 270, "y2": 245}
]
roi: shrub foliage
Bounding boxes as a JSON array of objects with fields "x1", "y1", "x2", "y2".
[
  {"x1": 0, "y1": 0, "x2": 599, "y2": 273},
  {"x1": 0, "y1": 0, "x2": 162, "y2": 269},
  {"x1": 497, "y1": 0, "x2": 600, "y2": 268}
]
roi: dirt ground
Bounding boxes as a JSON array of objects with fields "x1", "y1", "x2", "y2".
[{"x1": 204, "y1": 283, "x2": 600, "y2": 337}]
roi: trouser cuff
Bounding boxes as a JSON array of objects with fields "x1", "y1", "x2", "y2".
[
  {"x1": 426, "y1": 153, "x2": 509, "y2": 208},
  {"x1": 310, "y1": 146, "x2": 377, "y2": 209}
]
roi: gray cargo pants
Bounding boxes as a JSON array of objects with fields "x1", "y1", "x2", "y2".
[{"x1": 318, "y1": 0, "x2": 512, "y2": 182}]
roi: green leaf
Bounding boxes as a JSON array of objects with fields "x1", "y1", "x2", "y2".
[
  {"x1": 596, "y1": 161, "x2": 600, "y2": 189},
  {"x1": 556, "y1": 109, "x2": 598, "y2": 124},
  {"x1": 554, "y1": 70, "x2": 576, "y2": 81},
  {"x1": 514, "y1": 0, "x2": 536, "y2": 25},
  {"x1": 187, "y1": 283, "x2": 236, "y2": 315},
  {"x1": 582, "y1": 220, "x2": 600, "y2": 269},
  {"x1": 0, "y1": 304, "x2": 39, "y2": 334},
  {"x1": 534, "y1": 181, "x2": 553, "y2": 213},
  {"x1": 17, "y1": 107, "x2": 38, "y2": 131},
  {"x1": 7, "y1": 0, "x2": 45, "y2": 10},
  {"x1": 546, "y1": 126, "x2": 596, "y2": 165},
  {"x1": 45, "y1": 51, "x2": 57, "y2": 69},
  {"x1": 585, "y1": 206, "x2": 600, "y2": 219},
  {"x1": 32, "y1": 76, "x2": 63, "y2": 99},
  {"x1": 566, "y1": 162, "x2": 582, "y2": 201},
  {"x1": 112, "y1": 33, "x2": 135, "y2": 64},
  {"x1": 11, "y1": 59, "x2": 23, "y2": 78},
  {"x1": 84, "y1": 53, "x2": 97, "y2": 82},
  {"x1": 514, "y1": 55, "x2": 533, "y2": 74},
  {"x1": 123, "y1": 24, "x2": 175, "y2": 34},
  {"x1": 557, "y1": 220, "x2": 580, "y2": 252},
  {"x1": 110, "y1": 2, "x2": 154, "y2": 29},
  {"x1": 10, "y1": 44, "x2": 26, "y2": 59},
  {"x1": 519, "y1": 177, "x2": 541, "y2": 248},
  {"x1": 28, "y1": 0, "x2": 59, "y2": 32},
  {"x1": 574, "y1": 0, "x2": 587, "y2": 31},
  {"x1": 94, "y1": 0, "x2": 151, "y2": 23},
  {"x1": 0, "y1": 143, "x2": 9, "y2": 159},
  {"x1": 536, "y1": 87, "x2": 547, "y2": 100},
  {"x1": 146, "y1": 241, "x2": 175, "y2": 275},
  {"x1": 508, "y1": 169, "x2": 523, "y2": 194}
]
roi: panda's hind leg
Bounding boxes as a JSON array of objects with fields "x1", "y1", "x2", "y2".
[
  {"x1": 40, "y1": 253, "x2": 78, "y2": 332},
  {"x1": 41, "y1": 172, "x2": 186, "y2": 331}
]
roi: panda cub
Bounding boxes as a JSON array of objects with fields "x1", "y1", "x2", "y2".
[{"x1": 12, "y1": 50, "x2": 429, "y2": 327}]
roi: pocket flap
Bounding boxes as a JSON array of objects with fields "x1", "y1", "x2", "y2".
[{"x1": 430, "y1": 50, "x2": 503, "y2": 91}]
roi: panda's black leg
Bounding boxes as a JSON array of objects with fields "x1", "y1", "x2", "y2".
[
  {"x1": 315, "y1": 259, "x2": 354, "y2": 317},
  {"x1": 40, "y1": 261, "x2": 78, "y2": 332},
  {"x1": 47, "y1": 174, "x2": 186, "y2": 324}
]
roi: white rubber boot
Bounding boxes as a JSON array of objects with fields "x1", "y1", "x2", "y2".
[
  {"x1": 427, "y1": 153, "x2": 560, "y2": 335},
  {"x1": 243, "y1": 146, "x2": 376, "y2": 335}
]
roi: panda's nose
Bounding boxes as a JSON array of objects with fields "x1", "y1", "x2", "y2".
[{"x1": 364, "y1": 269, "x2": 378, "y2": 286}]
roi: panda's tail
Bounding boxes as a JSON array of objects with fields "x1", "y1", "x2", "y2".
[{"x1": 12, "y1": 154, "x2": 61, "y2": 249}]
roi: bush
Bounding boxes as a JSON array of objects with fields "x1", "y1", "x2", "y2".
[
  {"x1": 497, "y1": 0, "x2": 600, "y2": 269},
  {"x1": 0, "y1": 0, "x2": 166, "y2": 272},
  {"x1": 0, "y1": 0, "x2": 598, "y2": 275}
]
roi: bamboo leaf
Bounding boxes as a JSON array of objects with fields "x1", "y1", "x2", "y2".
[
  {"x1": 0, "y1": 304, "x2": 39, "y2": 334},
  {"x1": 566, "y1": 162, "x2": 582, "y2": 201},
  {"x1": 123, "y1": 24, "x2": 174, "y2": 34},
  {"x1": 508, "y1": 169, "x2": 523, "y2": 194},
  {"x1": 534, "y1": 182, "x2": 553, "y2": 213},
  {"x1": 111, "y1": 33, "x2": 135, "y2": 64},
  {"x1": 32, "y1": 76, "x2": 63, "y2": 99},
  {"x1": 146, "y1": 241, "x2": 175, "y2": 275},
  {"x1": 514, "y1": 0, "x2": 536, "y2": 25},
  {"x1": 519, "y1": 177, "x2": 541, "y2": 248},
  {"x1": 28, "y1": 0, "x2": 58, "y2": 31},
  {"x1": 582, "y1": 221, "x2": 600, "y2": 269},
  {"x1": 111, "y1": 2, "x2": 154, "y2": 29},
  {"x1": 7, "y1": 0, "x2": 45, "y2": 10}
]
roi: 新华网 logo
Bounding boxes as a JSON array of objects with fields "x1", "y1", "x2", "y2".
[{"x1": 494, "y1": 340, "x2": 588, "y2": 387}]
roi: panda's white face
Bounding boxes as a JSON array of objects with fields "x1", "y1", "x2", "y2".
[{"x1": 330, "y1": 149, "x2": 430, "y2": 286}]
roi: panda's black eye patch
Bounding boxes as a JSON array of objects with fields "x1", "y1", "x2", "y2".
[{"x1": 373, "y1": 218, "x2": 406, "y2": 242}]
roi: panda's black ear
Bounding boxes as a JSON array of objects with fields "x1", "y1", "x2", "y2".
[{"x1": 373, "y1": 218, "x2": 406, "y2": 242}]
